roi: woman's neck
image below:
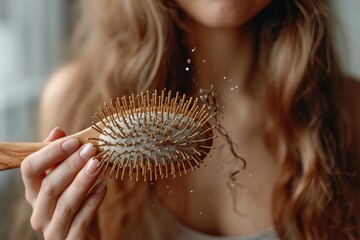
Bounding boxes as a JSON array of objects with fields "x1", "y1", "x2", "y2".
[{"x1": 183, "y1": 22, "x2": 257, "y2": 93}]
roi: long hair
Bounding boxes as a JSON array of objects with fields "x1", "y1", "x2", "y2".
[
  {"x1": 72, "y1": 1, "x2": 359, "y2": 239},
  {"x1": 57, "y1": 0, "x2": 190, "y2": 134},
  {"x1": 69, "y1": 0, "x2": 359, "y2": 239},
  {"x1": 14, "y1": 0, "x2": 359, "y2": 239},
  {"x1": 257, "y1": 1, "x2": 359, "y2": 239}
]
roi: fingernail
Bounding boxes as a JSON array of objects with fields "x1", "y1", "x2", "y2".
[
  {"x1": 95, "y1": 181, "x2": 107, "y2": 194},
  {"x1": 80, "y1": 143, "x2": 96, "y2": 160},
  {"x1": 85, "y1": 158, "x2": 100, "y2": 176},
  {"x1": 61, "y1": 139, "x2": 79, "y2": 152}
]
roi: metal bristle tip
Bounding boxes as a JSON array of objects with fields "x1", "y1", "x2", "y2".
[{"x1": 90, "y1": 90, "x2": 215, "y2": 181}]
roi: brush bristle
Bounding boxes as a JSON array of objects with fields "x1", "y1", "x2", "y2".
[{"x1": 90, "y1": 90, "x2": 215, "y2": 181}]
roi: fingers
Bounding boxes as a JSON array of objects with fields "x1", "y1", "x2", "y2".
[
  {"x1": 64, "y1": 181, "x2": 107, "y2": 240},
  {"x1": 30, "y1": 143, "x2": 96, "y2": 230},
  {"x1": 44, "y1": 127, "x2": 67, "y2": 175},
  {"x1": 44, "y1": 127, "x2": 66, "y2": 142},
  {"x1": 21, "y1": 127, "x2": 106, "y2": 239},
  {"x1": 21, "y1": 138, "x2": 80, "y2": 203},
  {"x1": 25, "y1": 138, "x2": 80, "y2": 178},
  {"x1": 42, "y1": 159, "x2": 103, "y2": 239}
]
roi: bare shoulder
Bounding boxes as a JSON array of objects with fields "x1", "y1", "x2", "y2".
[
  {"x1": 41, "y1": 63, "x2": 80, "y2": 103},
  {"x1": 342, "y1": 76, "x2": 360, "y2": 122},
  {"x1": 39, "y1": 63, "x2": 81, "y2": 137},
  {"x1": 342, "y1": 76, "x2": 360, "y2": 106},
  {"x1": 342, "y1": 77, "x2": 360, "y2": 214},
  {"x1": 342, "y1": 76, "x2": 360, "y2": 150}
]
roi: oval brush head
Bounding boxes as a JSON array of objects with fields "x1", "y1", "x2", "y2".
[
  {"x1": 0, "y1": 90, "x2": 215, "y2": 181},
  {"x1": 91, "y1": 90, "x2": 215, "y2": 181}
]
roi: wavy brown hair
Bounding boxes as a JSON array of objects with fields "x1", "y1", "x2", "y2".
[
  {"x1": 256, "y1": 1, "x2": 359, "y2": 239},
  {"x1": 69, "y1": 0, "x2": 359, "y2": 239},
  {"x1": 14, "y1": 0, "x2": 359, "y2": 239}
]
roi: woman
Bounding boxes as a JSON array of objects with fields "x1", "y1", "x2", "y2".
[{"x1": 17, "y1": 0, "x2": 360, "y2": 239}]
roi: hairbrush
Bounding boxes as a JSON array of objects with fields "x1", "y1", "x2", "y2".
[{"x1": 0, "y1": 90, "x2": 215, "y2": 181}]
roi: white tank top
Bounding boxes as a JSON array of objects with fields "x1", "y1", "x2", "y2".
[{"x1": 133, "y1": 194, "x2": 280, "y2": 240}]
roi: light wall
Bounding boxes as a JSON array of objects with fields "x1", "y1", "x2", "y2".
[{"x1": 332, "y1": 0, "x2": 360, "y2": 79}]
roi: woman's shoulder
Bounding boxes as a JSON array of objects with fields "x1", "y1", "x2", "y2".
[
  {"x1": 342, "y1": 76, "x2": 360, "y2": 146},
  {"x1": 342, "y1": 76, "x2": 360, "y2": 117},
  {"x1": 343, "y1": 76, "x2": 360, "y2": 104},
  {"x1": 39, "y1": 63, "x2": 82, "y2": 137},
  {"x1": 42, "y1": 63, "x2": 81, "y2": 102}
]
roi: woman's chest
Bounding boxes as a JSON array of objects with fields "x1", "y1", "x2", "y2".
[{"x1": 157, "y1": 96, "x2": 281, "y2": 235}]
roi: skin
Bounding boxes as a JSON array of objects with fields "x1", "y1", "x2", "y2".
[
  {"x1": 21, "y1": 0, "x2": 360, "y2": 239},
  {"x1": 175, "y1": 0, "x2": 271, "y2": 29},
  {"x1": 21, "y1": 129, "x2": 106, "y2": 239},
  {"x1": 21, "y1": 66, "x2": 107, "y2": 240},
  {"x1": 154, "y1": 0, "x2": 277, "y2": 236}
]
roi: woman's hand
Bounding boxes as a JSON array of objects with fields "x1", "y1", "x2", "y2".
[{"x1": 20, "y1": 127, "x2": 107, "y2": 240}]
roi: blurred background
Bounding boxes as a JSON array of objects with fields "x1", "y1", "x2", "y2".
[
  {"x1": 0, "y1": 0, "x2": 72, "y2": 238},
  {"x1": 0, "y1": 0, "x2": 359, "y2": 239}
]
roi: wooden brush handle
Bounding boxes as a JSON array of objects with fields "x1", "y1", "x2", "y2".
[
  {"x1": 0, "y1": 127, "x2": 98, "y2": 171},
  {"x1": 0, "y1": 142, "x2": 48, "y2": 170}
]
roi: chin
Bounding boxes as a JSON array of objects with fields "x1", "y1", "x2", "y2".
[{"x1": 176, "y1": 0, "x2": 271, "y2": 29}]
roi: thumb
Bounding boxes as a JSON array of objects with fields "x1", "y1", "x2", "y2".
[{"x1": 44, "y1": 127, "x2": 66, "y2": 142}]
